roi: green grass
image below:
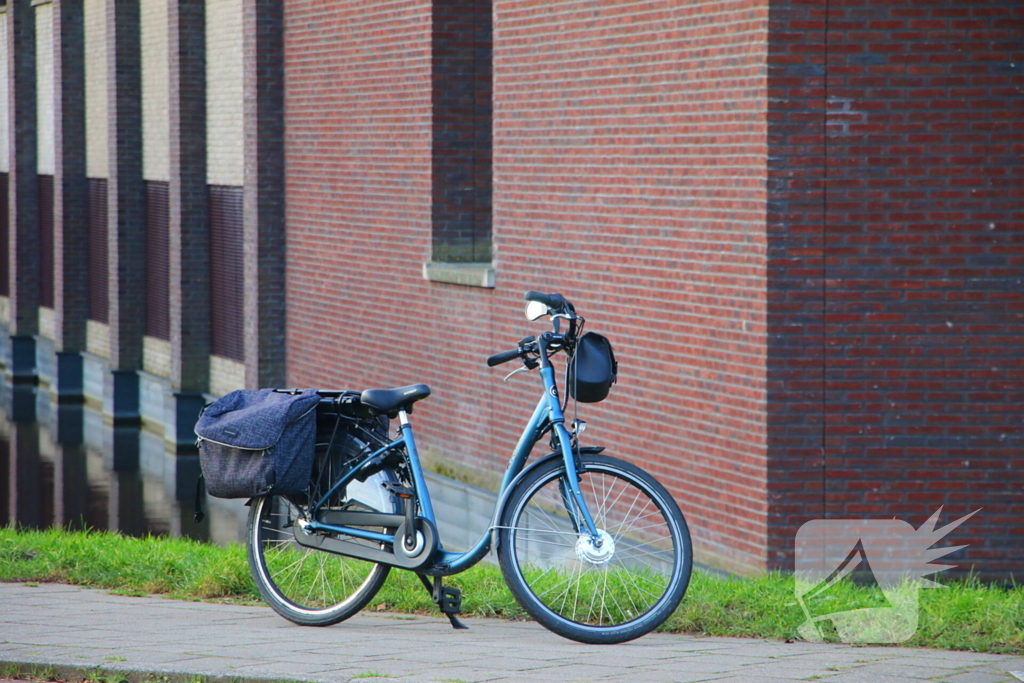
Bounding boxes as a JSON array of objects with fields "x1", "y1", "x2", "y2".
[
  {"x1": 0, "y1": 527, "x2": 256, "y2": 601},
  {"x1": 0, "y1": 526, "x2": 1020, "y2": 654}
]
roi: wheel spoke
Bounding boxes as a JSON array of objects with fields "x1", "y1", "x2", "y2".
[
  {"x1": 500, "y1": 455, "x2": 691, "y2": 642},
  {"x1": 247, "y1": 446, "x2": 399, "y2": 626}
]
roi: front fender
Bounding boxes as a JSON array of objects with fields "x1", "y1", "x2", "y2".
[{"x1": 489, "y1": 446, "x2": 605, "y2": 549}]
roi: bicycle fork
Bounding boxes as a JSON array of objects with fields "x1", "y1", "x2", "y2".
[{"x1": 541, "y1": 361, "x2": 600, "y2": 542}]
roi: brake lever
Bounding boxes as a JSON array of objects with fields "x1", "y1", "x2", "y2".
[{"x1": 503, "y1": 366, "x2": 532, "y2": 383}]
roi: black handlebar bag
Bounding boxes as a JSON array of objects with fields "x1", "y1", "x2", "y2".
[
  {"x1": 568, "y1": 332, "x2": 618, "y2": 403},
  {"x1": 195, "y1": 388, "x2": 320, "y2": 498}
]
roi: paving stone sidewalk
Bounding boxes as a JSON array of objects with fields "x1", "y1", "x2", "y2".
[{"x1": 0, "y1": 583, "x2": 1021, "y2": 683}]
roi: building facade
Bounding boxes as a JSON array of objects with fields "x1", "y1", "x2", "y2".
[{"x1": 2, "y1": 0, "x2": 1021, "y2": 576}]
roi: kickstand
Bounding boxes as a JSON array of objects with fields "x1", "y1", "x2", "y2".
[{"x1": 417, "y1": 574, "x2": 469, "y2": 630}]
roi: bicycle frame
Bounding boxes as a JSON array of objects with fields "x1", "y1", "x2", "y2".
[{"x1": 301, "y1": 350, "x2": 601, "y2": 577}]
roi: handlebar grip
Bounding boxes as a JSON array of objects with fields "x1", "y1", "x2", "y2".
[
  {"x1": 487, "y1": 348, "x2": 521, "y2": 367},
  {"x1": 524, "y1": 291, "x2": 568, "y2": 311}
]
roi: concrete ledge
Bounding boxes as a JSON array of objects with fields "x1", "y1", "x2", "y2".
[{"x1": 423, "y1": 261, "x2": 495, "y2": 289}]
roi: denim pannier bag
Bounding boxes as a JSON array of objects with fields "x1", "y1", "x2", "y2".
[{"x1": 195, "y1": 388, "x2": 320, "y2": 498}]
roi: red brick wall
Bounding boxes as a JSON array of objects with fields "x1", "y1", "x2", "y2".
[
  {"x1": 767, "y1": 0, "x2": 1024, "y2": 575},
  {"x1": 282, "y1": 0, "x2": 507, "y2": 490},
  {"x1": 283, "y1": 0, "x2": 432, "y2": 384},
  {"x1": 492, "y1": 1, "x2": 770, "y2": 573},
  {"x1": 284, "y1": 0, "x2": 1021, "y2": 576},
  {"x1": 284, "y1": 0, "x2": 773, "y2": 573}
]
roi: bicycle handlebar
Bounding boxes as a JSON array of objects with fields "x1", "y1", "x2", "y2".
[
  {"x1": 486, "y1": 348, "x2": 521, "y2": 367},
  {"x1": 487, "y1": 292, "x2": 576, "y2": 369}
]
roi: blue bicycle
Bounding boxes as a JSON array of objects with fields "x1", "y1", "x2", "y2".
[{"x1": 246, "y1": 291, "x2": 692, "y2": 643}]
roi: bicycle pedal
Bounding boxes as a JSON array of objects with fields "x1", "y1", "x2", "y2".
[
  {"x1": 438, "y1": 586, "x2": 462, "y2": 614},
  {"x1": 416, "y1": 575, "x2": 469, "y2": 630},
  {"x1": 381, "y1": 481, "x2": 415, "y2": 499},
  {"x1": 438, "y1": 587, "x2": 468, "y2": 630}
]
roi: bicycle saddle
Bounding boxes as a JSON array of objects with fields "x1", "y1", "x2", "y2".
[{"x1": 360, "y1": 384, "x2": 431, "y2": 416}]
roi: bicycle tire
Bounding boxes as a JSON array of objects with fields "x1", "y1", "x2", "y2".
[
  {"x1": 247, "y1": 430, "x2": 400, "y2": 627},
  {"x1": 497, "y1": 454, "x2": 692, "y2": 644}
]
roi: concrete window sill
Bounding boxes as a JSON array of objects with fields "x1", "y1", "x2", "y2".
[{"x1": 423, "y1": 262, "x2": 495, "y2": 289}]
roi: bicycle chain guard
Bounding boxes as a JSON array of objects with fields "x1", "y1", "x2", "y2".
[{"x1": 293, "y1": 513, "x2": 438, "y2": 570}]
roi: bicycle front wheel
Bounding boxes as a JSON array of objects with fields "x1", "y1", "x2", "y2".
[
  {"x1": 497, "y1": 454, "x2": 692, "y2": 644},
  {"x1": 247, "y1": 466, "x2": 399, "y2": 627}
]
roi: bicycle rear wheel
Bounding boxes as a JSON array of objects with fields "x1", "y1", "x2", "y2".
[
  {"x1": 497, "y1": 454, "x2": 691, "y2": 644},
  {"x1": 247, "y1": 437, "x2": 400, "y2": 627}
]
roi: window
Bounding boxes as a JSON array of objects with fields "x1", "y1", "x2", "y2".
[
  {"x1": 88, "y1": 178, "x2": 108, "y2": 323},
  {"x1": 144, "y1": 181, "x2": 169, "y2": 340},
  {"x1": 430, "y1": 0, "x2": 492, "y2": 269},
  {"x1": 208, "y1": 185, "x2": 244, "y2": 361}
]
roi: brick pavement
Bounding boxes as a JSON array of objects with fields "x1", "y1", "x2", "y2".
[{"x1": 0, "y1": 583, "x2": 1021, "y2": 683}]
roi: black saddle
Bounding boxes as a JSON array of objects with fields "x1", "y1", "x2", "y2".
[{"x1": 360, "y1": 384, "x2": 431, "y2": 417}]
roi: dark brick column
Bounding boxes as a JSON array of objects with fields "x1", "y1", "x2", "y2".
[
  {"x1": 6, "y1": 0, "x2": 40, "y2": 382},
  {"x1": 166, "y1": 0, "x2": 208, "y2": 446},
  {"x1": 7, "y1": 385, "x2": 42, "y2": 526},
  {"x1": 51, "y1": 403, "x2": 88, "y2": 528},
  {"x1": 765, "y1": 0, "x2": 827, "y2": 570},
  {"x1": 242, "y1": 0, "x2": 285, "y2": 389},
  {"x1": 52, "y1": 0, "x2": 88, "y2": 400},
  {"x1": 811, "y1": 0, "x2": 1022, "y2": 579},
  {"x1": 105, "y1": 0, "x2": 144, "y2": 422}
]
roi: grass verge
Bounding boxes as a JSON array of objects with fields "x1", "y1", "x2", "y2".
[{"x1": 0, "y1": 526, "x2": 1020, "y2": 654}]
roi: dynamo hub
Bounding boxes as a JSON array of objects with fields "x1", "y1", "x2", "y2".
[{"x1": 575, "y1": 529, "x2": 615, "y2": 565}]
